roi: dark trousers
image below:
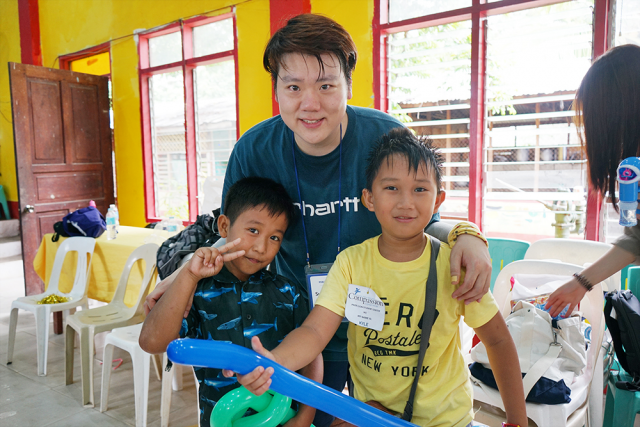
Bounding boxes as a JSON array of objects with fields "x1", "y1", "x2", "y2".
[{"x1": 312, "y1": 360, "x2": 350, "y2": 427}]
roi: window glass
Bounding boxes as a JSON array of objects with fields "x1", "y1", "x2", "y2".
[
  {"x1": 193, "y1": 18, "x2": 234, "y2": 57},
  {"x1": 194, "y1": 60, "x2": 237, "y2": 213},
  {"x1": 149, "y1": 32, "x2": 182, "y2": 67},
  {"x1": 388, "y1": 21, "x2": 472, "y2": 220},
  {"x1": 388, "y1": 0, "x2": 471, "y2": 23},
  {"x1": 483, "y1": 0, "x2": 593, "y2": 241},
  {"x1": 613, "y1": 0, "x2": 640, "y2": 46},
  {"x1": 149, "y1": 71, "x2": 189, "y2": 219}
]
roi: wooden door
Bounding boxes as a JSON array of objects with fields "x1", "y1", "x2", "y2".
[{"x1": 9, "y1": 63, "x2": 114, "y2": 296}]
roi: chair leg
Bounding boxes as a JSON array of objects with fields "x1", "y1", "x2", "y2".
[
  {"x1": 65, "y1": 325, "x2": 76, "y2": 385},
  {"x1": 132, "y1": 349, "x2": 151, "y2": 427},
  {"x1": 173, "y1": 364, "x2": 183, "y2": 391},
  {"x1": 79, "y1": 330, "x2": 95, "y2": 407},
  {"x1": 100, "y1": 343, "x2": 115, "y2": 413},
  {"x1": 6, "y1": 306, "x2": 19, "y2": 365},
  {"x1": 151, "y1": 353, "x2": 162, "y2": 381},
  {"x1": 35, "y1": 308, "x2": 51, "y2": 376},
  {"x1": 161, "y1": 353, "x2": 173, "y2": 427}
]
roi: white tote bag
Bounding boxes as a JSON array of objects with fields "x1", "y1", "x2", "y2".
[{"x1": 471, "y1": 301, "x2": 587, "y2": 399}]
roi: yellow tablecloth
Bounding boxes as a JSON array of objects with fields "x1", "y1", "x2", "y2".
[{"x1": 33, "y1": 226, "x2": 174, "y2": 306}]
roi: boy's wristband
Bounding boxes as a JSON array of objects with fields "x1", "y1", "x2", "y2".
[{"x1": 447, "y1": 221, "x2": 488, "y2": 248}]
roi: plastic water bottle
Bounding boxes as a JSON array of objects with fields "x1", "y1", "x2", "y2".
[
  {"x1": 106, "y1": 208, "x2": 117, "y2": 240},
  {"x1": 109, "y1": 204, "x2": 120, "y2": 232},
  {"x1": 166, "y1": 216, "x2": 179, "y2": 232},
  {"x1": 618, "y1": 157, "x2": 640, "y2": 227}
]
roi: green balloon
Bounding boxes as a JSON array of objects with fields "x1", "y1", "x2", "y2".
[{"x1": 211, "y1": 386, "x2": 308, "y2": 427}]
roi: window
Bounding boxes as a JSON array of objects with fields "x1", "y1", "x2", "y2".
[
  {"x1": 387, "y1": 21, "x2": 472, "y2": 219},
  {"x1": 139, "y1": 14, "x2": 238, "y2": 223},
  {"x1": 612, "y1": 0, "x2": 640, "y2": 47},
  {"x1": 376, "y1": 0, "x2": 609, "y2": 242}
]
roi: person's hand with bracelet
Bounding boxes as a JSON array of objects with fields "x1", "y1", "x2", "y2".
[
  {"x1": 447, "y1": 222, "x2": 492, "y2": 304},
  {"x1": 545, "y1": 245, "x2": 636, "y2": 317}
]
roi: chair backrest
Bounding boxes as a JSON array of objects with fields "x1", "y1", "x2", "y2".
[
  {"x1": 109, "y1": 243, "x2": 159, "y2": 316},
  {"x1": 524, "y1": 238, "x2": 619, "y2": 291},
  {"x1": 493, "y1": 260, "x2": 604, "y2": 382},
  {"x1": 627, "y1": 266, "x2": 640, "y2": 295},
  {"x1": 47, "y1": 237, "x2": 96, "y2": 299},
  {"x1": 487, "y1": 238, "x2": 530, "y2": 291}
]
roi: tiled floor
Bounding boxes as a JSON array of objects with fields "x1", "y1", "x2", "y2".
[{"x1": 0, "y1": 257, "x2": 199, "y2": 427}]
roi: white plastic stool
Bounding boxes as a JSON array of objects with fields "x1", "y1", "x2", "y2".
[{"x1": 100, "y1": 323, "x2": 160, "y2": 426}]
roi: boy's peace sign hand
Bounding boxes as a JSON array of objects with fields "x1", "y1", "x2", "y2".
[{"x1": 187, "y1": 238, "x2": 245, "y2": 280}]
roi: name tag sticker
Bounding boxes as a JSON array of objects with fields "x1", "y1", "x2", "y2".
[
  {"x1": 345, "y1": 284, "x2": 385, "y2": 331},
  {"x1": 307, "y1": 273, "x2": 326, "y2": 308}
]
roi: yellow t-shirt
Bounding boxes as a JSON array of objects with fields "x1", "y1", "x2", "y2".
[{"x1": 315, "y1": 235, "x2": 499, "y2": 427}]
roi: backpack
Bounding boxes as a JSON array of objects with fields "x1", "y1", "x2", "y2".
[
  {"x1": 52, "y1": 207, "x2": 106, "y2": 242},
  {"x1": 156, "y1": 209, "x2": 221, "y2": 280},
  {"x1": 605, "y1": 289, "x2": 640, "y2": 391}
]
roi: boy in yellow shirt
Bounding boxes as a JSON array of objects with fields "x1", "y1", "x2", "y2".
[{"x1": 227, "y1": 128, "x2": 527, "y2": 427}]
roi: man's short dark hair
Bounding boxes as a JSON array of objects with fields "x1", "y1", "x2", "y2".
[
  {"x1": 263, "y1": 14, "x2": 357, "y2": 89},
  {"x1": 365, "y1": 127, "x2": 443, "y2": 192},
  {"x1": 223, "y1": 177, "x2": 296, "y2": 227}
]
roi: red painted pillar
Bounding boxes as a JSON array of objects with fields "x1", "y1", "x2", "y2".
[
  {"x1": 268, "y1": 0, "x2": 311, "y2": 116},
  {"x1": 373, "y1": 0, "x2": 388, "y2": 112},
  {"x1": 18, "y1": 0, "x2": 42, "y2": 66},
  {"x1": 468, "y1": 9, "x2": 487, "y2": 229},
  {"x1": 11, "y1": 0, "x2": 42, "y2": 218}
]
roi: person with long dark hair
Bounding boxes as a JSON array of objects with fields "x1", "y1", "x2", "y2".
[{"x1": 546, "y1": 44, "x2": 640, "y2": 317}]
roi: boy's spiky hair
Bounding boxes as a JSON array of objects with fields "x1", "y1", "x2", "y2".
[
  {"x1": 223, "y1": 177, "x2": 296, "y2": 226},
  {"x1": 365, "y1": 127, "x2": 443, "y2": 191}
]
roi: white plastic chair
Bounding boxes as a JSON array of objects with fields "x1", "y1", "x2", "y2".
[
  {"x1": 524, "y1": 238, "x2": 618, "y2": 292},
  {"x1": 472, "y1": 260, "x2": 605, "y2": 427},
  {"x1": 7, "y1": 236, "x2": 96, "y2": 376},
  {"x1": 65, "y1": 243, "x2": 158, "y2": 407},
  {"x1": 100, "y1": 323, "x2": 162, "y2": 426}
]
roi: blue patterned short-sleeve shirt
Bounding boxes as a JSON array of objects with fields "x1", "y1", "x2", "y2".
[{"x1": 179, "y1": 265, "x2": 308, "y2": 426}]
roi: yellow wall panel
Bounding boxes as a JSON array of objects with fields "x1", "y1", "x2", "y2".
[
  {"x1": 110, "y1": 37, "x2": 146, "y2": 226},
  {"x1": 311, "y1": 0, "x2": 375, "y2": 108},
  {"x1": 236, "y1": 0, "x2": 273, "y2": 135},
  {"x1": 70, "y1": 51, "x2": 111, "y2": 76},
  {"x1": 0, "y1": 0, "x2": 21, "y2": 203}
]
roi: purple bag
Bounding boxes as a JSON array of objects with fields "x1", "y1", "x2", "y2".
[{"x1": 60, "y1": 207, "x2": 106, "y2": 238}]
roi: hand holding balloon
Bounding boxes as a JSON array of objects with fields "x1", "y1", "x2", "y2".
[{"x1": 224, "y1": 337, "x2": 276, "y2": 396}]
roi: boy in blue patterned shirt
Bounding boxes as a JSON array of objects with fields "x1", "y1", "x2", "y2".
[{"x1": 140, "y1": 177, "x2": 321, "y2": 427}]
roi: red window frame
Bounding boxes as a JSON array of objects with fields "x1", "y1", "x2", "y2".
[
  {"x1": 373, "y1": 0, "x2": 611, "y2": 239},
  {"x1": 138, "y1": 13, "x2": 239, "y2": 224}
]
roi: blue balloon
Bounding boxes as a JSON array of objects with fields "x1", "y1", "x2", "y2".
[{"x1": 167, "y1": 339, "x2": 417, "y2": 427}]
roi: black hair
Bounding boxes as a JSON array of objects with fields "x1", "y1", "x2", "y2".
[
  {"x1": 223, "y1": 177, "x2": 296, "y2": 227},
  {"x1": 263, "y1": 14, "x2": 357, "y2": 90},
  {"x1": 365, "y1": 127, "x2": 443, "y2": 191},
  {"x1": 575, "y1": 44, "x2": 640, "y2": 211}
]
